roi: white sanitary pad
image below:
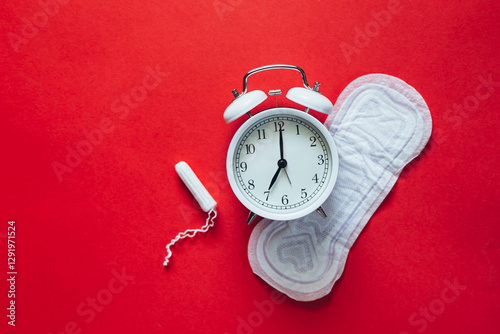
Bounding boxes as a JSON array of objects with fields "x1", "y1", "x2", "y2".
[{"x1": 248, "y1": 74, "x2": 432, "y2": 301}]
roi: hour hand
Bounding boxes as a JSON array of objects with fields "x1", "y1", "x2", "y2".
[{"x1": 268, "y1": 167, "x2": 281, "y2": 190}]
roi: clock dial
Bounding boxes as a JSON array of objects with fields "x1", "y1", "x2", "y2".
[{"x1": 229, "y1": 109, "x2": 334, "y2": 218}]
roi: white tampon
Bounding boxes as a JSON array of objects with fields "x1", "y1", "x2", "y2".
[
  {"x1": 164, "y1": 162, "x2": 217, "y2": 267},
  {"x1": 175, "y1": 161, "x2": 217, "y2": 212}
]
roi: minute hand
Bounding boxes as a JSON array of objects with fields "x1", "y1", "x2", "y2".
[
  {"x1": 279, "y1": 128, "x2": 284, "y2": 160},
  {"x1": 279, "y1": 129, "x2": 292, "y2": 185}
]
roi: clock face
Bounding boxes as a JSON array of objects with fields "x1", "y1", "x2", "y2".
[{"x1": 227, "y1": 107, "x2": 338, "y2": 221}]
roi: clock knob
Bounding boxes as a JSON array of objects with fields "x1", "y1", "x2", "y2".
[
  {"x1": 224, "y1": 90, "x2": 267, "y2": 123},
  {"x1": 286, "y1": 87, "x2": 334, "y2": 115}
]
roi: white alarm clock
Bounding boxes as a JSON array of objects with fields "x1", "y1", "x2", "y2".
[{"x1": 224, "y1": 65, "x2": 339, "y2": 224}]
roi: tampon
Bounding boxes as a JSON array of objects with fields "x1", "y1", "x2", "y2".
[{"x1": 175, "y1": 161, "x2": 217, "y2": 212}]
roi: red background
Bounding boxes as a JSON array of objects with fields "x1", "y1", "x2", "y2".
[{"x1": 1, "y1": 0, "x2": 499, "y2": 333}]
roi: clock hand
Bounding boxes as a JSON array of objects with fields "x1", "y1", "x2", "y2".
[
  {"x1": 268, "y1": 128, "x2": 291, "y2": 191},
  {"x1": 278, "y1": 129, "x2": 292, "y2": 185},
  {"x1": 283, "y1": 167, "x2": 292, "y2": 185},
  {"x1": 268, "y1": 159, "x2": 288, "y2": 190},
  {"x1": 279, "y1": 128, "x2": 284, "y2": 160},
  {"x1": 268, "y1": 166, "x2": 282, "y2": 190}
]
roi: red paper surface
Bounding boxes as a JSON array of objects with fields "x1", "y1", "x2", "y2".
[{"x1": 1, "y1": 0, "x2": 499, "y2": 333}]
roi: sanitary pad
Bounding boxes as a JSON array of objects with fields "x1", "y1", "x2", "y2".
[{"x1": 248, "y1": 74, "x2": 432, "y2": 301}]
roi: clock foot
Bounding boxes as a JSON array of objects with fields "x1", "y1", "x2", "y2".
[
  {"x1": 247, "y1": 211, "x2": 258, "y2": 225},
  {"x1": 316, "y1": 206, "x2": 327, "y2": 218}
]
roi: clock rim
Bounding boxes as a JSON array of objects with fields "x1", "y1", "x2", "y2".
[{"x1": 226, "y1": 107, "x2": 339, "y2": 221}]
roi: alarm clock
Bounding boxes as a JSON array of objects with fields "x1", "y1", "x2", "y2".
[{"x1": 224, "y1": 65, "x2": 339, "y2": 225}]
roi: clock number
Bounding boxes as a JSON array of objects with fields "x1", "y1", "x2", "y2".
[
  {"x1": 248, "y1": 179, "x2": 255, "y2": 190},
  {"x1": 301, "y1": 188, "x2": 307, "y2": 199},
  {"x1": 281, "y1": 194, "x2": 289, "y2": 205},
  {"x1": 318, "y1": 154, "x2": 325, "y2": 165},
  {"x1": 245, "y1": 144, "x2": 255, "y2": 154},
  {"x1": 310, "y1": 136, "x2": 317, "y2": 147},
  {"x1": 239, "y1": 162, "x2": 247, "y2": 172},
  {"x1": 312, "y1": 173, "x2": 319, "y2": 183},
  {"x1": 296, "y1": 125, "x2": 300, "y2": 135},
  {"x1": 257, "y1": 129, "x2": 267, "y2": 140},
  {"x1": 264, "y1": 191, "x2": 270, "y2": 201},
  {"x1": 274, "y1": 121, "x2": 284, "y2": 132}
]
